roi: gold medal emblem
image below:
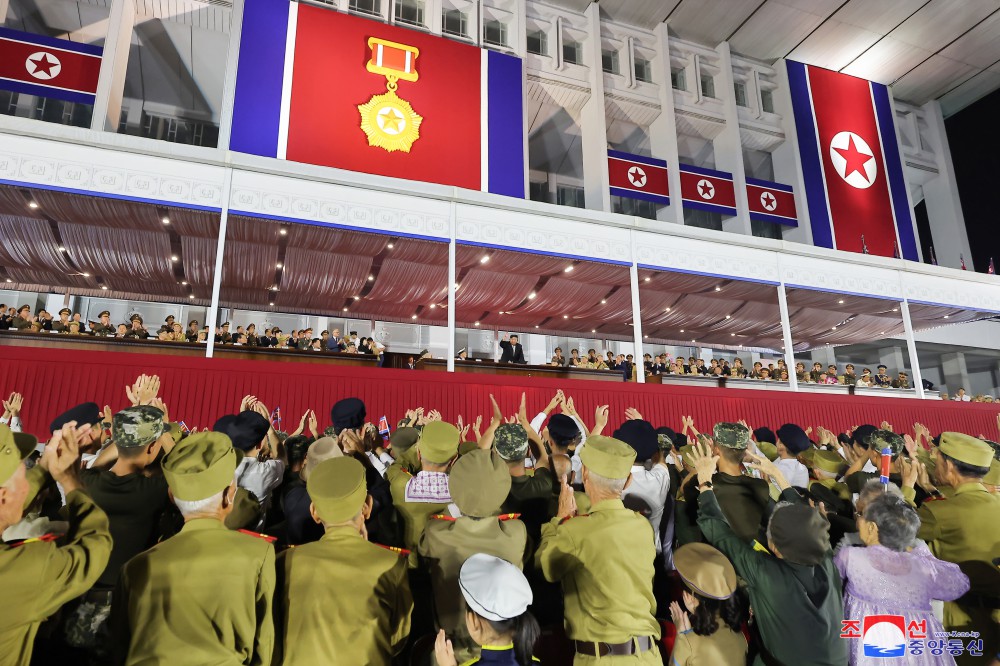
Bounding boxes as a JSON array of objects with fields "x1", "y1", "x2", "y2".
[{"x1": 358, "y1": 37, "x2": 423, "y2": 153}]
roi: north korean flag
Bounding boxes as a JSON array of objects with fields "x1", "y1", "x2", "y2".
[
  {"x1": 0, "y1": 27, "x2": 102, "y2": 105},
  {"x1": 608, "y1": 150, "x2": 669, "y2": 205},
  {"x1": 679, "y1": 165, "x2": 737, "y2": 216},
  {"x1": 230, "y1": 0, "x2": 525, "y2": 198},
  {"x1": 787, "y1": 61, "x2": 918, "y2": 260},
  {"x1": 746, "y1": 178, "x2": 797, "y2": 227}
]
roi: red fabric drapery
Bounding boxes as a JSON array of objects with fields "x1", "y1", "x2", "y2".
[{"x1": 2, "y1": 345, "x2": 998, "y2": 440}]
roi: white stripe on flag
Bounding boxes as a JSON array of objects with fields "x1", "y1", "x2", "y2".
[{"x1": 276, "y1": 1, "x2": 299, "y2": 161}]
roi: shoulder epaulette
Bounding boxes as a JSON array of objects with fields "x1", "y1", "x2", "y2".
[
  {"x1": 559, "y1": 514, "x2": 588, "y2": 525},
  {"x1": 430, "y1": 514, "x2": 457, "y2": 522},
  {"x1": 923, "y1": 495, "x2": 948, "y2": 503},
  {"x1": 238, "y1": 529, "x2": 277, "y2": 543},
  {"x1": 375, "y1": 543, "x2": 410, "y2": 557},
  {"x1": 7, "y1": 533, "x2": 60, "y2": 547},
  {"x1": 498, "y1": 513, "x2": 521, "y2": 521}
]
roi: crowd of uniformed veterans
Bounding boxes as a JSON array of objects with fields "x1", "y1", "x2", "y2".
[{"x1": 0, "y1": 377, "x2": 998, "y2": 666}]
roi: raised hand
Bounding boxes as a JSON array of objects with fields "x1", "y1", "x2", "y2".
[
  {"x1": 556, "y1": 478, "x2": 577, "y2": 520},
  {"x1": 489, "y1": 394, "x2": 503, "y2": 427},
  {"x1": 43, "y1": 421, "x2": 89, "y2": 493},
  {"x1": 624, "y1": 407, "x2": 643, "y2": 421},
  {"x1": 686, "y1": 440, "x2": 719, "y2": 486},
  {"x1": 307, "y1": 410, "x2": 319, "y2": 438},
  {"x1": 434, "y1": 629, "x2": 458, "y2": 666},
  {"x1": 3, "y1": 392, "x2": 23, "y2": 416},
  {"x1": 472, "y1": 415, "x2": 483, "y2": 442},
  {"x1": 900, "y1": 457, "x2": 918, "y2": 489},
  {"x1": 127, "y1": 374, "x2": 161, "y2": 406},
  {"x1": 149, "y1": 397, "x2": 170, "y2": 423},
  {"x1": 517, "y1": 393, "x2": 529, "y2": 427},
  {"x1": 593, "y1": 405, "x2": 609, "y2": 435},
  {"x1": 426, "y1": 409, "x2": 442, "y2": 423},
  {"x1": 669, "y1": 601, "x2": 691, "y2": 633}
]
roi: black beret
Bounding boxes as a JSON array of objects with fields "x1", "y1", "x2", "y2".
[
  {"x1": 851, "y1": 424, "x2": 878, "y2": 449},
  {"x1": 225, "y1": 411, "x2": 271, "y2": 451},
  {"x1": 548, "y1": 414, "x2": 580, "y2": 445},
  {"x1": 212, "y1": 414, "x2": 236, "y2": 434},
  {"x1": 613, "y1": 419, "x2": 658, "y2": 463},
  {"x1": 776, "y1": 423, "x2": 810, "y2": 455},
  {"x1": 49, "y1": 402, "x2": 101, "y2": 433},
  {"x1": 753, "y1": 427, "x2": 776, "y2": 445},
  {"x1": 330, "y1": 397, "x2": 366, "y2": 431}
]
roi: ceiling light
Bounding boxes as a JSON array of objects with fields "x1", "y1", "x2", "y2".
[
  {"x1": 58, "y1": 246, "x2": 66, "y2": 252},
  {"x1": 943, "y1": 315, "x2": 950, "y2": 319},
  {"x1": 880, "y1": 331, "x2": 885, "y2": 335},
  {"x1": 101, "y1": 285, "x2": 108, "y2": 290},
  {"x1": 271, "y1": 286, "x2": 278, "y2": 291},
  {"x1": 535, "y1": 325, "x2": 539, "y2": 328},
  {"x1": 4, "y1": 278, "x2": 10, "y2": 283},
  {"x1": 28, "y1": 201, "x2": 38, "y2": 209},
  {"x1": 600, "y1": 299, "x2": 606, "y2": 304},
  {"x1": 368, "y1": 275, "x2": 374, "y2": 281},
  {"x1": 387, "y1": 243, "x2": 394, "y2": 249},
  {"x1": 411, "y1": 314, "x2": 418, "y2": 319},
  {"x1": 563, "y1": 314, "x2": 569, "y2": 319},
  {"x1": 188, "y1": 294, "x2": 194, "y2": 299},
  {"x1": 644, "y1": 334, "x2": 648, "y2": 338},
  {"x1": 564, "y1": 265, "x2": 574, "y2": 273},
  {"x1": 528, "y1": 292, "x2": 536, "y2": 299},
  {"x1": 474, "y1": 321, "x2": 480, "y2": 326},
  {"x1": 343, "y1": 307, "x2": 349, "y2": 312},
  {"x1": 81, "y1": 272, "x2": 90, "y2": 277},
  {"x1": 181, "y1": 281, "x2": 188, "y2": 285},
  {"x1": 279, "y1": 228, "x2": 287, "y2": 236},
  {"x1": 353, "y1": 296, "x2": 360, "y2": 300},
  {"x1": 643, "y1": 277, "x2": 650, "y2": 282},
  {"x1": 480, "y1": 255, "x2": 489, "y2": 263},
  {"x1": 832, "y1": 326, "x2": 837, "y2": 330},
  {"x1": 680, "y1": 329, "x2": 685, "y2": 333},
  {"x1": 269, "y1": 302, "x2": 274, "y2": 306},
  {"x1": 892, "y1": 307, "x2": 898, "y2": 312},
  {"x1": 429, "y1": 303, "x2": 436, "y2": 309},
  {"x1": 725, "y1": 314, "x2": 731, "y2": 319},
  {"x1": 591, "y1": 329, "x2": 596, "y2": 333},
  {"x1": 454, "y1": 283, "x2": 460, "y2": 290},
  {"x1": 838, "y1": 299, "x2": 844, "y2": 304},
  {"x1": 665, "y1": 307, "x2": 671, "y2": 312},
  {"x1": 691, "y1": 339, "x2": 696, "y2": 343},
  {"x1": 162, "y1": 217, "x2": 170, "y2": 225},
  {"x1": 276, "y1": 263, "x2": 283, "y2": 269},
  {"x1": 731, "y1": 333, "x2": 736, "y2": 336},
  {"x1": 171, "y1": 255, "x2": 178, "y2": 262},
  {"x1": 714, "y1": 286, "x2": 721, "y2": 291}
]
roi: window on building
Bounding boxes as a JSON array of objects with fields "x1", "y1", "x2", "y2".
[
  {"x1": 734, "y1": 82, "x2": 748, "y2": 107},
  {"x1": 700, "y1": 73, "x2": 715, "y2": 98},
  {"x1": 556, "y1": 184, "x2": 585, "y2": 208},
  {"x1": 683, "y1": 208, "x2": 723, "y2": 231},
  {"x1": 527, "y1": 29, "x2": 546, "y2": 55},
  {"x1": 751, "y1": 218, "x2": 784, "y2": 240},
  {"x1": 613, "y1": 196, "x2": 658, "y2": 220},
  {"x1": 563, "y1": 40, "x2": 582, "y2": 65},
  {"x1": 442, "y1": 8, "x2": 468, "y2": 37},
  {"x1": 349, "y1": 0, "x2": 380, "y2": 16},
  {"x1": 483, "y1": 19, "x2": 507, "y2": 47},
  {"x1": 671, "y1": 68, "x2": 686, "y2": 91},
  {"x1": 529, "y1": 180, "x2": 550, "y2": 203},
  {"x1": 760, "y1": 89, "x2": 774, "y2": 113},
  {"x1": 602, "y1": 48, "x2": 619, "y2": 74},
  {"x1": 634, "y1": 56, "x2": 652, "y2": 83},
  {"x1": 394, "y1": 0, "x2": 424, "y2": 26}
]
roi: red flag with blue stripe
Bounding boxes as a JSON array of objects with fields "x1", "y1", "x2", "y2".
[
  {"x1": 787, "y1": 61, "x2": 918, "y2": 260},
  {"x1": 0, "y1": 27, "x2": 102, "y2": 105},
  {"x1": 378, "y1": 415, "x2": 391, "y2": 443}
]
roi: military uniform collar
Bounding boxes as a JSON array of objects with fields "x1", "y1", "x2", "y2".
[
  {"x1": 953, "y1": 482, "x2": 988, "y2": 495},
  {"x1": 181, "y1": 517, "x2": 226, "y2": 532},
  {"x1": 321, "y1": 524, "x2": 363, "y2": 541},
  {"x1": 589, "y1": 498, "x2": 625, "y2": 512}
]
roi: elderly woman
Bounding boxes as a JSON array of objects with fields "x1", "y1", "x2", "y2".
[{"x1": 835, "y1": 488, "x2": 969, "y2": 665}]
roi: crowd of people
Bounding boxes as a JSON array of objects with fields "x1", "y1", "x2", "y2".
[{"x1": 1, "y1": 378, "x2": 998, "y2": 666}]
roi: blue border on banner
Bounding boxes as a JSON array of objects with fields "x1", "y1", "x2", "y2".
[
  {"x1": 0, "y1": 78, "x2": 95, "y2": 105},
  {"x1": 229, "y1": 209, "x2": 450, "y2": 242},
  {"x1": 0, "y1": 27, "x2": 103, "y2": 56},
  {"x1": 487, "y1": 50, "x2": 526, "y2": 198},
  {"x1": 0, "y1": 178, "x2": 223, "y2": 212},
  {"x1": 678, "y1": 163, "x2": 733, "y2": 180},
  {"x1": 636, "y1": 263, "x2": 780, "y2": 286},
  {"x1": 871, "y1": 82, "x2": 919, "y2": 262},
  {"x1": 459, "y1": 239, "x2": 631, "y2": 266},
  {"x1": 229, "y1": 0, "x2": 289, "y2": 158},
  {"x1": 682, "y1": 199, "x2": 737, "y2": 217},
  {"x1": 750, "y1": 211, "x2": 798, "y2": 227},
  {"x1": 745, "y1": 177, "x2": 794, "y2": 193},
  {"x1": 907, "y1": 299, "x2": 1000, "y2": 315},
  {"x1": 784, "y1": 282, "x2": 901, "y2": 301},
  {"x1": 786, "y1": 60, "x2": 834, "y2": 250},
  {"x1": 608, "y1": 150, "x2": 668, "y2": 168},
  {"x1": 610, "y1": 187, "x2": 670, "y2": 205}
]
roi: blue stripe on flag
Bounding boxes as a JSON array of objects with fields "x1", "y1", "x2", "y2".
[
  {"x1": 608, "y1": 150, "x2": 668, "y2": 168},
  {"x1": 682, "y1": 199, "x2": 737, "y2": 217},
  {"x1": 0, "y1": 27, "x2": 103, "y2": 56},
  {"x1": 0, "y1": 78, "x2": 95, "y2": 105},
  {"x1": 610, "y1": 187, "x2": 670, "y2": 205},
  {"x1": 871, "y1": 82, "x2": 919, "y2": 261},
  {"x1": 786, "y1": 60, "x2": 834, "y2": 250},
  {"x1": 745, "y1": 177, "x2": 793, "y2": 193},
  {"x1": 229, "y1": 0, "x2": 289, "y2": 158},
  {"x1": 678, "y1": 163, "x2": 733, "y2": 180},
  {"x1": 487, "y1": 50, "x2": 525, "y2": 198},
  {"x1": 750, "y1": 211, "x2": 798, "y2": 227}
]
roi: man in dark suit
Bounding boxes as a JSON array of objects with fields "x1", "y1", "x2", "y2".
[{"x1": 498, "y1": 334, "x2": 526, "y2": 364}]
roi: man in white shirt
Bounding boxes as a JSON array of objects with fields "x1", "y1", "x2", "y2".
[
  {"x1": 224, "y1": 409, "x2": 285, "y2": 510},
  {"x1": 773, "y1": 423, "x2": 811, "y2": 489},
  {"x1": 953, "y1": 388, "x2": 971, "y2": 402},
  {"x1": 615, "y1": 418, "x2": 670, "y2": 554}
]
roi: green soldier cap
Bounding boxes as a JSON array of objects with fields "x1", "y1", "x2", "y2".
[
  {"x1": 984, "y1": 460, "x2": 1000, "y2": 485},
  {"x1": 579, "y1": 436, "x2": 635, "y2": 480},
  {"x1": 164, "y1": 422, "x2": 184, "y2": 444},
  {"x1": 130, "y1": 314, "x2": 143, "y2": 323},
  {"x1": 916, "y1": 448, "x2": 936, "y2": 475},
  {"x1": 99, "y1": 310, "x2": 111, "y2": 318},
  {"x1": 811, "y1": 449, "x2": 845, "y2": 475},
  {"x1": 756, "y1": 441, "x2": 779, "y2": 462},
  {"x1": 418, "y1": 421, "x2": 460, "y2": 464},
  {"x1": 58, "y1": 308, "x2": 70, "y2": 316},
  {"x1": 939, "y1": 432, "x2": 994, "y2": 468},
  {"x1": 869, "y1": 430, "x2": 904, "y2": 457},
  {"x1": 458, "y1": 441, "x2": 478, "y2": 456},
  {"x1": 307, "y1": 457, "x2": 367, "y2": 523},
  {"x1": 982, "y1": 439, "x2": 1000, "y2": 462},
  {"x1": 713, "y1": 422, "x2": 750, "y2": 450},
  {"x1": 450, "y1": 449, "x2": 511, "y2": 517},
  {"x1": 0, "y1": 424, "x2": 38, "y2": 485},
  {"x1": 112, "y1": 405, "x2": 166, "y2": 449},
  {"x1": 494, "y1": 423, "x2": 529, "y2": 461},
  {"x1": 390, "y1": 427, "x2": 419, "y2": 455},
  {"x1": 162, "y1": 432, "x2": 238, "y2": 501},
  {"x1": 17, "y1": 304, "x2": 29, "y2": 313},
  {"x1": 674, "y1": 543, "x2": 738, "y2": 600}
]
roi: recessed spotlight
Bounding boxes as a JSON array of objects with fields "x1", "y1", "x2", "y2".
[
  {"x1": 387, "y1": 243, "x2": 394, "y2": 249},
  {"x1": 271, "y1": 286, "x2": 278, "y2": 291},
  {"x1": 411, "y1": 314, "x2": 418, "y2": 319},
  {"x1": 28, "y1": 201, "x2": 38, "y2": 209},
  {"x1": 591, "y1": 329, "x2": 596, "y2": 333},
  {"x1": 943, "y1": 315, "x2": 950, "y2": 319},
  {"x1": 353, "y1": 296, "x2": 360, "y2": 300},
  {"x1": 564, "y1": 265, "x2": 574, "y2": 273},
  {"x1": 725, "y1": 314, "x2": 731, "y2": 319},
  {"x1": 276, "y1": 263, "x2": 283, "y2": 269},
  {"x1": 368, "y1": 275, "x2": 374, "y2": 281},
  {"x1": 563, "y1": 314, "x2": 568, "y2": 319},
  {"x1": 279, "y1": 228, "x2": 287, "y2": 236},
  {"x1": 81, "y1": 272, "x2": 90, "y2": 277},
  {"x1": 600, "y1": 299, "x2": 606, "y2": 304},
  {"x1": 644, "y1": 277, "x2": 650, "y2": 282},
  {"x1": 880, "y1": 331, "x2": 885, "y2": 335},
  {"x1": 535, "y1": 325, "x2": 539, "y2": 328},
  {"x1": 58, "y1": 246, "x2": 66, "y2": 252},
  {"x1": 162, "y1": 217, "x2": 170, "y2": 225},
  {"x1": 188, "y1": 294, "x2": 194, "y2": 299},
  {"x1": 838, "y1": 299, "x2": 844, "y2": 304},
  {"x1": 714, "y1": 286, "x2": 721, "y2": 291},
  {"x1": 892, "y1": 307, "x2": 899, "y2": 312},
  {"x1": 4, "y1": 278, "x2": 11, "y2": 283},
  {"x1": 429, "y1": 303, "x2": 436, "y2": 309},
  {"x1": 644, "y1": 334, "x2": 648, "y2": 338},
  {"x1": 665, "y1": 307, "x2": 671, "y2": 312},
  {"x1": 474, "y1": 321, "x2": 480, "y2": 326},
  {"x1": 680, "y1": 329, "x2": 685, "y2": 333},
  {"x1": 528, "y1": 292, "x2": 536, "y2": 300},
  {"x1": 181, "y1": 281, "x2": 188, "y2": 285},
  {"x1": 101, "y1": 285, "x2": 108, "y2": 290},
  {"x1": 171, "y1": 255, "x2": 178, "y2": 262},
  {"x1": 832, "y1": 326, "x2": 837, "y2": 330},
  {"x1": 731, "y1": 333, "x2": 736, "y2": 337},
  {"x1": 343, "y1": 307, "x2": 349, "y2": 312},
  {"x1": 269, "y1": 302, "x2": 274, "y2": 306},
  {"x1": 480, "y1": 255, "x2": 490, "y2": 264},
  {"x1": 691, "y1": 339, "x2": 696, "y2": 343}
]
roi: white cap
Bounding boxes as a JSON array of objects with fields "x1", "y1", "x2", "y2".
[{"x1": 459, "y1": 553, "x2": 532, "y2": 622}]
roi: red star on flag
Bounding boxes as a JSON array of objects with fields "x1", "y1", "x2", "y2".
[
  {"x1": 627, "y1": 167, "x2": 646, "y2": 187},
  {"x1": 833, "y1": 135, "x2": 873, "y2": 180},
  {"x1": 698, "y1": 181, "x2": 714, "y2": 197},
  {"x1": 28, "y1": 53, "x2": 59, "y2": 77},
  {"x1": 761, "y1": 192, "x2": 775, "y2": 209}
]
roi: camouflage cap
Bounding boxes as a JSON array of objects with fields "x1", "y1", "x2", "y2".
[
  {"x1": 869, "y1": 429, "x2": 904, "y2": 458},
  {"x1": 113, "y1": 406, "x2": 166, "y2": 449},
  {"x1": 713, "y1": 422, "x2": 750, "y2": 450},
  {"x1": 494, "y1": 423, "x2": 529, "y2": 461}
]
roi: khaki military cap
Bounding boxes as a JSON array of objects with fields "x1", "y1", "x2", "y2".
[
  {"x1": 939, "y1": 432, "x2": 994, "y2": 468},
  {"x1": 450, "y1": 449, "x2": 511, "y2": 518},
  {"x1": 0, "y1": 425, "x2": 38, "y2": 485},
  {"x1": 162, "y1": 432, "x2": 237, "y2": 501},
  {"x1": 418, "y1": 421, "x2": 460, "y2": 464},
  {"x1": 390, "y1": 427, "x2": 420, "y2": 455},
  {"x1": 674, "y1": 543, "x2": 738, "y2": 600},
  {"x1": 307, "y1": 457, "x2": 367, "y2": 523},
  {"x1": 810, "y1": 449, "x2": 845, "y2": 475},
  {"x1": 129, "y1": 314, "x2": 143, "y2": 324},
  {"x1": 98, "y1": 310, "x2": 111, "y2": 318},
  {"x1": 756, "y1": 441, "x2": 779, "y2": 462},
  {"x1": 580, "y1": 436, "x2": 635, "y2": 480},
  {"x1": 983, "y1": 460, "x2": 1000, "y2": 486},
  {"x1": 58, "y1": 308, "x2": 71, "y2": 316},
  {"x1": 17, "y1": 305, "x2": 29, "y2": 313},
  {"x1": 713, "y1": 422, "x2": 750, "y2": 450}
]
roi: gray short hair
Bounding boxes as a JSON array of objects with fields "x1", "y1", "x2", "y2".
[
  {"x1": 173, "y1": 490, "x2": 224, "y2": 517},
  {"x1": 863, "y1": 492, "x2": 920, "y2": 552},
  {"x1": 586, "y1": 468, "x2": 627, "y2": 495},
  {"x1": 857, "y1": 479, "x2": 901, "y2": 513}
]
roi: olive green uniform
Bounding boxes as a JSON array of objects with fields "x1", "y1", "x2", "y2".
[
  {"x1": 680, "y1": 471, "x2": 770, "y2": 544},
  {"x1": 8, "y1": 316, "x2": 30, "y2": 330},
  {"x1": 275, "y1": 526, "x2": 411, "y2": 665},
  {"x1": 51, "y1": 319, "x2": 70, "y2": 333},
  {"x1": 112, "y1": 518, "x2": 275, "y2": 666},
  {"x1": 387, "y1": 462, "x2": 448, "y2": 567},
  {"x1": 0, "y1": 490, "x2": 112, "y2": 666},
  {"x1": 536, "y1": 499, "x2": 661, "y2": 665},
  {"x1": 917, "y1": 482, "x2": 1000, "y2": 664},
  {"x1": 90, "y1": 322, "x2": 115, "y2": 335}
]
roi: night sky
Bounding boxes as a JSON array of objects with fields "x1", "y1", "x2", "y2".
[{"x1": 945, "y1": 87, "x2": 1000, "y2": 273}]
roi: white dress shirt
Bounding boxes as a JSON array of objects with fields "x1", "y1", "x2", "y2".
[
  {"x1": 530, "y1": 411, "x2": 588, "y2": 480},
  {"x1": 773, "y1": 456, "x2": 809, "y2": 488},
  {"x1": 235, "y1": 456, "x2": 286, "y2": 506},
  {"x1": 621, "y1": 463, "x2": 671, "y2": 553}
]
